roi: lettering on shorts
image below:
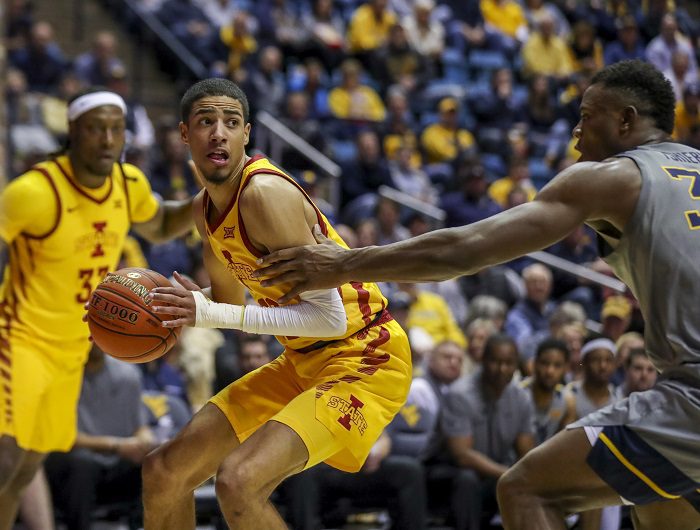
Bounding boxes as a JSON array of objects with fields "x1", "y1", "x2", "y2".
[{"x1": 328, "y1": 394, "x2": 367, "y2": 435}]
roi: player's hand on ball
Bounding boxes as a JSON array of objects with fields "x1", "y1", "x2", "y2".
[{"x1": 149, "y1": 271, "x2": 202, "y2": 328}]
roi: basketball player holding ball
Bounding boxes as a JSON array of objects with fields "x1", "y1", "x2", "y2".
[
  {"x1": 0, "y1": 88, "x2": 194, "y2": 529},
  {"x1": 142, "y1": 78, "x2": 412, "y2": 529}
]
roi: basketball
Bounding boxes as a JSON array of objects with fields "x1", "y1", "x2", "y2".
[{"x1": 87, "y1": 267, "x2": 182, "y2": 363}]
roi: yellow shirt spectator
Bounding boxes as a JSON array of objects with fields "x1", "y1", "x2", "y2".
[
  {"x1": 347, "y1": 2, "x2": 397, "y2": 53},
  {"x1": 420, "y1": 97, "x2": 476, "y2": 163},
  {"x1": 220, "y1": 17, "x2": 258, "y2": 73},
  {"x1": 489, "y1": 177, "x2": 537, "y2": 207},
  {"x1": 522, "y1": 32, "x2": 573, "y2": 79},
  {"x1": 328, "y1": 86, "x2": 386, "y2": 122},
  {"x1": 673, "y1": 95, "x2": 700, "y2": 141},
  {"x1": 480, "y1": 0, "x2": 527, "y2": 39},
  {"x1": 407, "y1": 290, "x2": 467, "y2": 348}
]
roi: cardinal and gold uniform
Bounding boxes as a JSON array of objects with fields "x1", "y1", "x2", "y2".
[
  {"x1": 208, "y1": 156, "x2": 412, "y2": 472},
  {"x1": 0, "y1": 155, "x2": 159, "y2": 452}
]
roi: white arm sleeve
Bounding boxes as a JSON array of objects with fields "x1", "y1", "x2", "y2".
[{"x1": 192, "y1": 288, "x2": 348, "y2": 337}]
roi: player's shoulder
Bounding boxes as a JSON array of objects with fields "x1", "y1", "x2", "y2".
[
  {"x1": 3, "y1": 165, "x2": 56, "y2": 198},
  {"x1": 241, "y1": 170, "x2": 302, "y2": 207}
]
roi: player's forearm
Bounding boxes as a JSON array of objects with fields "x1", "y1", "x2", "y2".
[
  {"x1": 456, "y1": 448, "x2": 509, "y2": 478},
  {"x1": 74, "y1": 432, "x2": 121, "y2": 453},
  {"x1": 342, "y1": 226, "x2": 484, "y2": 283}
]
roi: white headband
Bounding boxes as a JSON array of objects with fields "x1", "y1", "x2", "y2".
[
  {"x1": 68, "y1": 91, "x2": 127, "y2": 122},
  {"x1": 581, "y1": 338, "x2": 617, "y2": 359}
]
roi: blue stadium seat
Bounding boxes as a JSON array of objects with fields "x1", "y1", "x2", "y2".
[{"x1": 529, "y1": 158, "x2": 555, "y2": 189}]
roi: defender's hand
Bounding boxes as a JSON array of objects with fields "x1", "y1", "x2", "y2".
[{"x1": 253, "y1": 225, "x2": 351, "y2": 303}]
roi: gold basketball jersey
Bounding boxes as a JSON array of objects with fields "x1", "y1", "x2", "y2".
[
  {"x1": 0, "y1": 155, "x2": 159, "y2": 347},
  {"x1": 204, "y1": 156, "x2": 388, "y2": 351}
]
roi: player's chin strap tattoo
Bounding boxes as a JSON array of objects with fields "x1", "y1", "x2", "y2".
[{"x1": 191, "y1": 288, "x2": 348, "y2": 337}]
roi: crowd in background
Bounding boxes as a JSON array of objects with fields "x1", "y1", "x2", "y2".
[{"x1": 4, "y1": 0, "x2": 700, "y2": 528}]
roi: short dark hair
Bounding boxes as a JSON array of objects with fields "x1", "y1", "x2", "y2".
[
  {"x1": 535, "y1": 337, "x2": 570, "y2": 362},
  {"x1": 591, "y1": 60, "x2": 675, "y2": 134},
  {"x1": 625, "y1": 347, "x2": 650, "y2": 369},
  {"x1": 483, "y1": 333, "x2": 517, "y2": 360},
  {"x1": 180, "y1": 78, "x2": 249, "y2": 123}
]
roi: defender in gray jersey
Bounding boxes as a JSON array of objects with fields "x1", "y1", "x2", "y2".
[{"x1": 255, "y1": 60, "x2": 700, "y2": 528}]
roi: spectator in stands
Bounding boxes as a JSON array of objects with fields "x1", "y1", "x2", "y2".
[
  {"x1": 195, "y1": 0, "x2": 241, "y2": 28},
  {"x1": 45, "y1": 345, "x2": 157, "y2": 530},
  {"x1": 663, "y1": 49, "x2": 697, "y2": 102},
  {"x1": 254, "y1": 0, "x2": 307, "y2": 54},
  {"x1": 287, "y1": 57, "x2": 332, "y2": 119},
  {"x1": 567, "y1": 20, "x2": 604, "y2": 74},
  {"x1": 673, "y1": 83, "x2": 700, "y2": 143},
  {"x1": 466, "y1": 295, "x2": 509, "y2": 331},
  {"x1": 480, "y1": 0, "x2": 529, "y2": 53},
  {"x1": 645, "y1": 13, "x2": 698, "y2": 80},
  {"x1": 420, "y1": 97, "x2": 476, "y2": 164},
  {"x1": 347, "y1": 0, "x2": 397, "y2": 66},
  {"x1": 141, "y1": 345, "x2": 190, "y2": 408},
  {"x1": 157, "y1": 0, "x2": 217, "y2": 66},
  {"x1": 105, "y1": 65, "x2": 155, "y2": 151},
  {"x1": 613, "y1": 331, "x2": 645, "y2": 386},
  {"x1": 177, "y1": 325, "x2": 225, "y2": 411},
  {"x1": 488, "y1": 155, "x2": 537, "y2": 208},
  {"x1": 440, "y1": 156, "x2": 501, "y2": 227},
  {"x1": 545, "y1": 224, "x2": 600, "y2": 317},
  {"x1": 388, "y1": 144, "x2": 436, "y2": 204},
  {"x1": 246, "y1": 45, "x2": 286, "y2": 116},
  {"x1": 471, "y1": 68, "x2": 526, "y2": 153},
  {"x1": 355, "y1": 218, "x2": 380, "y2": 248},
  {"x1": 9, "y1": 20, "x2": 67, "y2": 94},
  {"x1": 329, "y1": 58, "x2": 386, "y2": 123},
  {"x1": 372, "y1": 23, "x2": 429, "y2": 96},
  {"x1": 522, "y1": 0, "x2": 569, "y2": 38},
  {"x1": 505, "y1": 263, "x2": 556, "y2": 355},
  {"x1": 441, "y1": 333, "x2": 535, "y2": 529},
  {"x1": 279, "y1": 91, "x2": 327, "y2": 171},
  {"x1": 381, "y1": 85, "x2": 419, "y2": 156},
  {"x1": 520, "y1": 338, "x2": 576, "y2": 445},
  {"x1": 603, "y1": 15, "x2": 645, "y2": 66},
  {"x1": 440, "y1": 0, "x2": 487, "y2": 55},
  {"x1": 339, "y1": 129, "x2": 393, "y2": 206},
  {"x1": 374, "y1": 197, "x2": 410, "y2": 245},
  {"x1": 73, "y1": 31, "x2": 125, "y2": 87},
  {"x1": 521, "y1": 11, "x2": 572, "y2": 81},
  {"x1": 523, "y1": 74, "x2": 570, "y2": 163},
  {"x1": 567, "y1": 335, "x2": 619, "y2": 420},
  {"x1": 463, "y1": 318, "x2": 498, "y2": 375},
  {"x1": 6, "y1": 0, "x2": 34, "y2": 53},
  {"x1": 555, "y1": 321, "x2": 586, "y2": 382},
  {"x1": 402, "y1": 0, "x2": 444, "y2": 71},
  {"x1": 148, "y1": 122, "x2": 198, "y2": 198},
  {"x1": 458, "y1": 261, "x2": 524, "y2": 311},
  {"x1": 559, "y1": 71, "x2": 593, "y2": 131},
  {"x1": 566, "y1": 334, "x2": 621, "y2": 529},
  {"x1": 286, "y1": 430, "x2": 427, "y2": 530},
  {"x1": 301, "y1": 0, "x2": 346, "y2": 72},
  {"x1": 600, "y1": 295, "x2": 632, "y2": 343},
  {"x1": 217, "y1": 11, "x2": 258, "y2": 79},
  {"x1": 400, "y1": 282, "x2": 467, "y2": 350},
  {"x1": 617, "y1": 348, "x2": 657, "y2": 398}
]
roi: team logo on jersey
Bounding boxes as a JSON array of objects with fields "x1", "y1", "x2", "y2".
[
  {"x1": 328, "y1": 394, "x2": 367, "y2": 434},
  {"x1": 114, "y1": 199, "x2": 123, "y2": 209},
  {"x1": 221, "y1": 250, "x2": 256, "y2": 281},
  {"x1": 223, "y1": 226, "x2": 236, "y2": 239},
  {"x1": 75, "y1": 221, "x2": 118, "y2": 257}
]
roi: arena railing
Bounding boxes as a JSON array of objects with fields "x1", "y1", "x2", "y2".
[
  {"x1": 255, "y1": 110, "x2": 343, "y2": 212},
  {"x1": 105, "y1": 0, "x2": 208, "y2": 89}
]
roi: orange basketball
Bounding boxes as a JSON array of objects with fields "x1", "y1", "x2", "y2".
[{"x1": 87, "y1": 267, "x2": 182, "y2": 363}]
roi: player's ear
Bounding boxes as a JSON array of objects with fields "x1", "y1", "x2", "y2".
[
  {"x1": 244, "y1": 122, "x2": 251, "y2": 146},
  {"x1": 179, "y1": 121, "x2": 189, "y2": 144},
  {"x1": 620, "y1": 105, "x2": 638, "y2": 133}
]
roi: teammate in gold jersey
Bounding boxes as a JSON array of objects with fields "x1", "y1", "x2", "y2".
[
  {"x1": 0, "y1": 88, "x2": 194, "y2": 530},
  {"x1": 143, "y1": 78, "x2": 412, "y2": 529}
]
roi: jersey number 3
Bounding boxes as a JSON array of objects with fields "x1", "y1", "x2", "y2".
[{"x1": 663, "y1": 167, "x2": 700, "y2": 230}]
